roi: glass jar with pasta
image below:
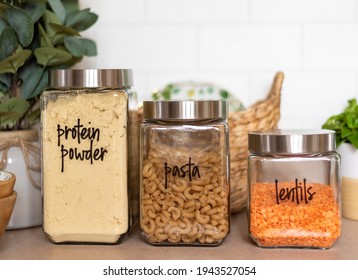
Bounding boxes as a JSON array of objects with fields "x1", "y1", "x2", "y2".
[{"x1": 140, "y1": 100, "x2": 230, "y2": 246}]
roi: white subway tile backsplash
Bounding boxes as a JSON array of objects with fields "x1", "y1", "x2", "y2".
[
  {"x1": 77, "y1": 0, "x2": 358, "y2": 129},
  {"x1": 278, "y1": 119, "x2": 304, "y2": 129},
  {"x1": 355, "y1": 72, "x2": 358, "y2": 95},
  {"x1": 199, "y1": 25, "x2": 301, "y2": 70},
  {"x1": 304, "y1": 24, "x2": 358, "y2": 69},
  {"x1": 250, "y1": 72, "x2": 281, "y2": 106},
  {"x1": 279, "y1": 72, "x2": 355, "y2": 122},
  {"x1": 147, "y1": 0, "x2": 248, "y2": 23},
  {"x1": 79, "y1": 0, "x2": 145, "y2": 24},
  {"x1": 302, "y1": 118, "x2": 333, "y2": 130},
  {"x1": 78, "y1": 25, "x2": 197, "y2": 71},
  {"x1": 252, "y1": 0, "x2": 354, "y2": 22},
  {"x1": 131, "y1": 71, "x2": 148, "y2": 102}
]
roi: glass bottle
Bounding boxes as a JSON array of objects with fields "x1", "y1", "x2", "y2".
[
  {"x1": 140, "y1": 100, "x2": 230, "y2": 246},
  {"x1": 248, "y1": 129, "x2": 341, "y2": 248},
  {"x1": 41, "y1": 69, "x2": 135, "y2": 244}
]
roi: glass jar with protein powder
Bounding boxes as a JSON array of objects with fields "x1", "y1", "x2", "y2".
[{"x1": 41, "y1": 69, "x2": 136, "y2": 244}]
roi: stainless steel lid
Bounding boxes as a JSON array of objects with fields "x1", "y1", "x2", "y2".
[
  {"x1": 49, "y1": 69, "x2": 133, "y2": 88},
  {"x1": 143, "y1": 100, "x2": 228, "y2": 120},
  {"x1": 248, "y1": 129, "x2": 336, "y2": 154}
]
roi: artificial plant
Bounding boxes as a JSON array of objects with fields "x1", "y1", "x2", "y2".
[{"x1": 0, "y1": 0, "x2": 97, "y2": 130}]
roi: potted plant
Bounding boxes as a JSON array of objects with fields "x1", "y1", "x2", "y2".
[
  {"x1": 322, "y1": 98, "x2": 358, "y2": 220},
  {"x1": 0, "y1": 0, "x2": 98, "y2": 228}
]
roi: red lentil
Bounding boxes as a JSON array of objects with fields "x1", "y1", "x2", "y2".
[{"x1": 250, "y1": 181, "x2": 341, "y2": 248}]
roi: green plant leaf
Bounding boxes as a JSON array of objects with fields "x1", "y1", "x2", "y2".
[
  {"x1": 0, "y1": 17, "x2": 7, "y2": 34},
  {"x1": 0, "y1": 0, "x2": 97, "y2": 129},
  {"x1": 0, "y1": 3, "x2": 8, "y2": 18},
  {"x1": 0, "y1": 96, "x2": 30, "y2": 115},
  {"x1": 31, "y1": 0, "x2": 48, "y2": 3},
  {"x1": 63, "y1": 35, "x2": 83, "y2": 57},
  {"x1": 0, "y1": 50, "x2": 31, "y2": 74},
  {"x1": 0, "y1": 73, "x2": 11, "y2": 92},
  {"x1": 345, "y1": 99, "x2": 358, "y2": 113},
  {"x1": 50, "y1": 23, "x2": 80, "y2": 36},
  {"x1": 0, "y1": 111, "x2": 19, "y2": 119},
  {"x1": 322, "y1": 98, "x2": 358, "y2": 148},
  {"x1": 42, "y1": 9, "x2": 62, "y2": 27},
  {"x1": 6, "y1": 6, "x2": 34, "y2": 47},
  {"x1": 18, "y1": 59, "x2": 44, "y2": 99},
  {"x1": 64, "y1": 36, "x2": 96, "y2": 57},
  {"x1": 346, "y1": 113, "x2": 358, "y2": 129},
  {"x1": 49, "y1": 22, "x2": 80, "y2": 45},
  {"x1": 341, "y1": 124, "x2": 352, "y2": 138},
  {"x1": 28, "y1": 69, "x2": 48, "y2": 99},
  {"x1": 38, "y1": 23, "x2": 53, "y2": 47},
  {"x1": 51, "y1": 55, "x2": 82, "y2": 69},
  {"x1": 322, "y1": 114, "x2": 342, "y2": 130},
  {"x1": 26, "y1": 107, "x2": 40, "y2": 126},
  {"x1": 24, "y1": 2, "x2": 46, "y2": 23},
  {"x1": 0, "y1": 27, "x2": 18, "y2": 60},
  {"x1": 42, "y1": 10, "x2": 62, "y2": 43},
  {"x1": 62, "y1": 0, "x2": 79, "y2": 15},
  {"x1": 0, "y1": 97, "x2": 30, "y2": 129},
  {"x1": 80, "y1": 38, "x2": 96, "y2": 56},
  {"x1": 0, "y1": 85, "x2": 6, "y2": 92},
  {"x1": 34, "y1": 47, "x2": 72, "y2": 66},
  {"x1": 65, "y1": 8, "x2": 98, "y2": 31},
  {"x1": 347, "y1": 133, "x2": 358, "y2": 149},
  {"x1": 48, "y1": 0, "x2": 66, "y2": 23},
  {"x1": 0, "y1": 111, "x2": 22, "y2": 129}
]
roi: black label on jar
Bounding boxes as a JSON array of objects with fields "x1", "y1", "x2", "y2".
[
  {"x1": 57, "y1": 118, "x2": 108, "y2": 172},
  {"x1": 275, "y1": 178, "x2": 317, "y2": 205},
  {"x1": 164, "y1": 157, "x2": 201, "y2": 189}
]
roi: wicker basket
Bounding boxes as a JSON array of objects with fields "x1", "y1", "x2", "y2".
[{"x1": 229, "y1": 72, "x2": 283, "y2": 213}]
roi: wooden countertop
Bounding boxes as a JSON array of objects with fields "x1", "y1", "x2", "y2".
[{"x1": 1, "y1": 211, "x2": 357, "y2": 260}]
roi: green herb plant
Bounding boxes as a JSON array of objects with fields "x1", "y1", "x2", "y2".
[
  {"x1": 0, "y1": 0, "x2": 97, "y2": 130},
  {"x1": 322, "y1": 98, "x2": 358, "y2": 149}
]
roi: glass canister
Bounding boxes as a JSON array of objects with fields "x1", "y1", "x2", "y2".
[
  {"x1": 248, "y1": 129, "x2": 341, "y2": 249},
  {"x1": 140, "y1": 100, "x2": 230, "y2": 246},
  {"x1": 41, "y1": 69, "x2": 135, "y2": 244}
]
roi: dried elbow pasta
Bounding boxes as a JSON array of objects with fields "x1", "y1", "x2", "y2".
[{"x1": 140, "y1": 126, "x2": 230, "y2": 245}]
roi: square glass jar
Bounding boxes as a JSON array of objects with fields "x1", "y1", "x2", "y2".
[
  {"x1": 140, "y1": 100, "x2": 230, "y2": 246},
  {"x1": 41, "y1": 69, "x2": 136, "y2": 244},
  {"x1": 248, "y1": 129, "x2": 341, "y2": 249}
]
